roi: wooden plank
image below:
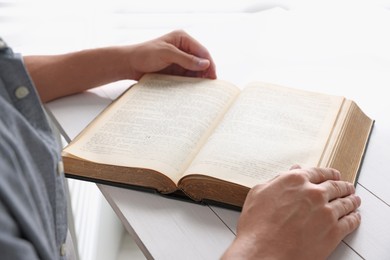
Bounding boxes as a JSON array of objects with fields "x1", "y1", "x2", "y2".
[
  {"x1": 99, "y1": 185, "x2": 235, "y2": 260},
  {"x1": 344, "y1": 185, "x2": 390, "y2": 259}
]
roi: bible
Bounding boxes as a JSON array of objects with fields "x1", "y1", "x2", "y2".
[{"x1": 62, "y1": 73, "x2": 374, "y2": 208}]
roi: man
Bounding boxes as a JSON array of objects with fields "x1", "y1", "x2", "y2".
[{"x1": 0, "y1": 30, "x2": 360, "y2": 260}]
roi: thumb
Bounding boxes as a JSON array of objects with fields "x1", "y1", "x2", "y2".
[{"x1": 166, "y1": 46, "x2": 211, "y2": 71}]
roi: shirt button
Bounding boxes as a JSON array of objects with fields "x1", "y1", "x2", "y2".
[
  {"x1": 60, "y1": 243, "x2": 66, "y2": 256},
  {"x1": 57, "y1": 161, "x2": 64, "y2": 176},
  {"x1": 15, "y1": 86, "x2": 30, "y2": 99}
]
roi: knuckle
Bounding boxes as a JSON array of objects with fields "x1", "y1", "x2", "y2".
[
  {"x1": 283, "y1": 172, "x2": 307, "y2": 186},
  {"x1": 306, "y1": 186, "x2": 327, "y2": 203},
  {"x1": 341, "y1": 198, "x2": 352, "y2": 213},
  {"x1": 346, "y1": 195, "x2": 360, "y2": 210},
  {"x1": 307, "y1": 166, "x2": 320, "y2": 173},
  {"x1": 171, "y1": 29, "x2": 186, "y2": 36},
  {"x1": 311, "y1": 167, "x2": 327, "y2": 182},
  {"x1": 167, "y1": 30, "x2": 189, "y2": 46},
  {"x1": 345, "y1": 214, "x2": 360, "y2": 230},
  {"x1": 314, "y1": 190, "x2": 327, "y2": 204},
  {"x1": 323, "y1": 204, "x2": 338, "y2": 221},
  {"x1": 330, "y1": 180, "x2": 343, "y2": 197}
]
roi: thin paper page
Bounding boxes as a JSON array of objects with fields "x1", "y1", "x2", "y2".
[
  {"x1": 185, "y1": 82, "x2": 344, "y2": 188},
  {"x1": 64, "y1": 74, "x2": 239, "y2": 184}
]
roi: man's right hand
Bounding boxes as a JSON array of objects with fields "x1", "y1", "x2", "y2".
[{"x1": 222, "y1": 166, "x2": 361, "y2": 260}]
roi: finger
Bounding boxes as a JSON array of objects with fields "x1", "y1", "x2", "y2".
[
  {"x1": 163, "y1": 45, "x2": 211, "y2": 71},
  {"x1": 289, "y1": 164, "x2": 301, "y2": 170},
  {"x1": 336, "y1": 211, "x2": 361, "y2": 238},
  {"x1": 321, "y1": 180, "x2": 355, "y2": 201},
  {"x1": 175, "y1": 31, "x2": 214, "y2": 62},
  {"x1": 329, "y1": 194, "x2": 361, "y2": 219},
  {"x1": 181, "y1": 35, "x2": 217, "y2": 79},
  {"x1": 166, "y1": 30, "x2": 217, "y2": 78},
  {"x1": 305, "y1": 167, "x2": 341, "y2": 184}
]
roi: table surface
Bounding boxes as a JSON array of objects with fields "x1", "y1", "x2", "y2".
[{"x1": 40, "y1": 6, "x2": 390, "y2": 260}]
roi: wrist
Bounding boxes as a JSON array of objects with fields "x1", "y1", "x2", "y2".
[
  {"x1": 116, "y1": 43, "x2": 147, "y2": 81},
  {"x1": 100, "y1": 46, "x2": 135, "y2": 81},
  {"x1": 222, "y1": 236, "x2": 267, "y2": 260},
  {"x1": 222, "y1": 233, "x2": 294, "y2": 260}
]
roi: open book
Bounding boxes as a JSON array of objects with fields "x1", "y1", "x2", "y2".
[{"x1": 62, "y1": 74, "x2": 374, "y2": 208}]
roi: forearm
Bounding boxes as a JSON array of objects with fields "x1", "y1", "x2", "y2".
[
  {"x1": 24, "y1": 46, "x2": 133, "y2": 102},
  {"x1": 24, "y1": 30, "x2": 216, "y2": 103}
]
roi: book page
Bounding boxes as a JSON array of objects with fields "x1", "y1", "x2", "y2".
[
  {"x1": 184, "y1": 82, "x2": 344, "y2": 188},
  {"x1": 63, "y1": 74, "x2": 239, "y2": 184}
]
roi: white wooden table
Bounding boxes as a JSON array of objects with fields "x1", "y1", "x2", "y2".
[{"x1": 43, "y1": 6, "x2": 390, "y2": 260}]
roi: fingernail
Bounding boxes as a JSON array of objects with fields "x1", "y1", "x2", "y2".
[
  {"x1": 197, "y1": 58, "x2": 210, "y2": 67},
  {"x1": 353, "y1": 194, "x2": 361, "y2": 206},
  {"x1": 334, "y1": 170, "x2": 341, "y2": 180},
  {"x1": 356, "y1": 211, "x2": 361, "y2": 221}
]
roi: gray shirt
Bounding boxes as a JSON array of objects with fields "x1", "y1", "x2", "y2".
[{"x1": 0, "y1": 39, "x2": 68, "y2": 259}]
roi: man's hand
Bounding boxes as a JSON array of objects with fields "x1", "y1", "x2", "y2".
[
  {"x1": 25, "y1": 30, "x2": 216, "y2": 102},
  {"x1": 126, "y1": 30, "x2": 217, "y2": 80},
  {"x1": 222, "y1": 166, "x2": 361, "y2": 260}
]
